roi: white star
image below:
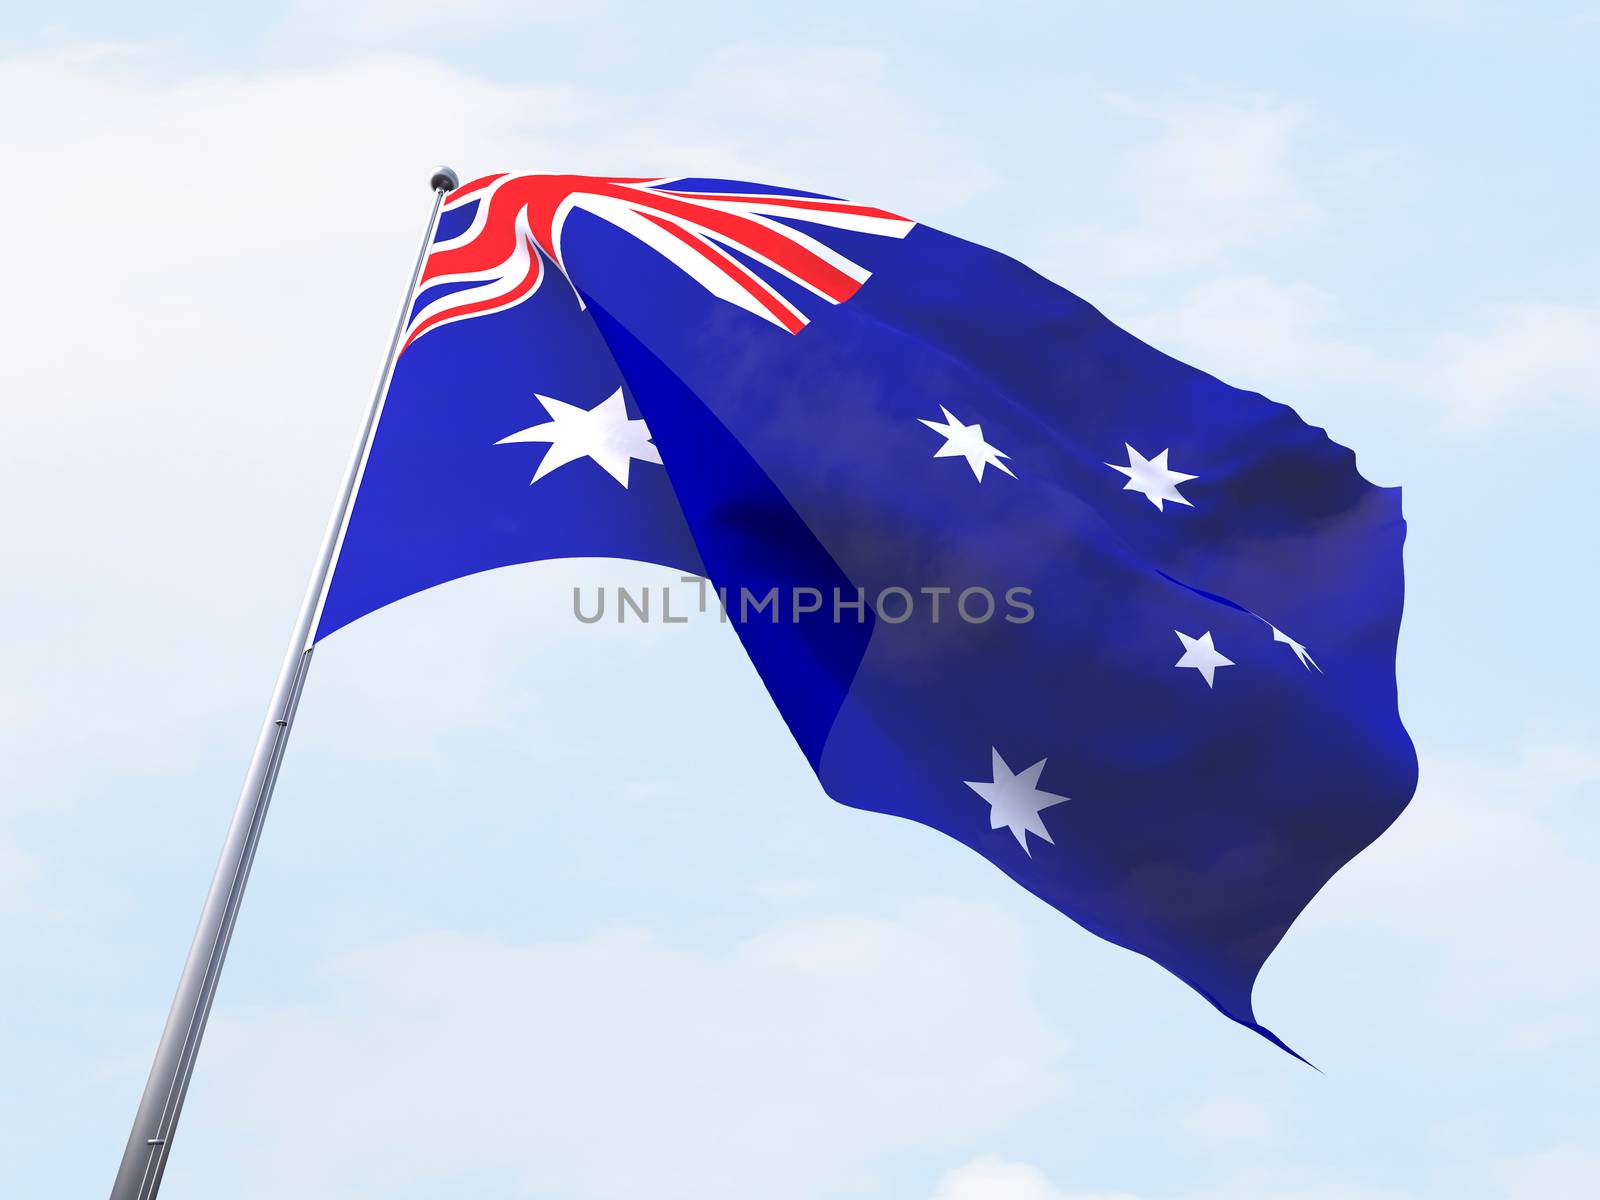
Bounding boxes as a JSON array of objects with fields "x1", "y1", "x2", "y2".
[
  {"x1": 919, "y1": 406, "x2": 1015, "y2": 481},
  {"x1": 496, "y1": 389, "x2": 662, "y2": 487},
  {"x1": 1270, "y1": 625, "x2": 1321, "y2": 672},
  {"x1": 1107, "y1": 444, "x2": 1196, "y2": 510},
  {"x1": 964, "y1": 747, "x2": 1070, "y2": 854},
  {"x1": 1174, "y1": 629, "x2": 1234, "y2": 687}
]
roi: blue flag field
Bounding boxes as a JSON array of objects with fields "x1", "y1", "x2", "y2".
[{"x1": 316, "y1": 174, "x2": 1417, "y2": 1053}]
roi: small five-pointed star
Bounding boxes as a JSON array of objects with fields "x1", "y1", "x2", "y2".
[
  {"x1": 965, "y1": 747, "x2": 1071, "y2": 854},
  {"x1": 1174, "y1": 629, "x2": 1234, "y2": 687},
  {"x1": 1270, "y1": 625, "x2": 1321, "y2": 672},
  {"x1": 496, "y1": 388, "x2": 662, "y2": 486},
  {"x1": 919, "y1": 405, "x2": 1015, "y2": 481},
  {"x1": 1107, "y1": 443, "x2": 1196, "y2": 510}
]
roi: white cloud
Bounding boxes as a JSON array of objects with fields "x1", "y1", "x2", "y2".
[
  {"x1": 172, "y1": 904, "x2": 1069, "y2": 1200},
  {"x1": 927, "y1": 1158, "x2": 1428, "y2": 1200},
  {"x1": 0, "y1": 833, "x2": 45, "y2": 920},
  {"x1": 1418, "y1": 302, "x2": 1600, "y2": 428},
  {"x1": 1066, "y1": 96, "x2": 1597, "y2": 439},
  {"x1": 931, "y1": 1156, "x2": 1135, "y2": 1200},
  {"x1": 1090, "y1": 97, "x2": 1318, "y2": 278},
  {"x1": 288, "y1": 0, "x2": 574, "y2": 41},
  {"x1": 1189, "y1": 1168, "x2": 1419, "y2": 1200},
  {"x1": 486, "y1": 41, "x2": 991, "y2": 220},
  {"x1": 1493, "y1": 1145, "x2": 1600, "y2": 1199},
  {"x1": 1121, "y1": 282, "x2": 1600, "y2": 444},
  {"x1": 1178, "y1": 1093, "x2": 1281, "y2": 1148},
  {"x1": 0, "y1": 49, "x2": 565, "y2": 479},
  {"x1": 933, "y1": 1158, "x2": 1059, "y2": 1200}
]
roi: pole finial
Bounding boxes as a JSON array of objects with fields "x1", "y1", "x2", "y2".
[{"x1": 430, "y1": 166, "x2": 460, "y2": 194}]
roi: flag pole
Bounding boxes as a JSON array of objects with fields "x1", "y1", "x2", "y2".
[{"x1": 108, "y1": 165, "x2": 459, "y2": 1200}]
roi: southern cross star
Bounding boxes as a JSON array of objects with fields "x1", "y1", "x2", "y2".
[
  {"x1": 496, "y1": 389, "x2": 662, "y2": 487},
  {"x1": 1270, "y1": 625, "x2": 1321, "y2": 672},
  {"x1": 1174, "y1": 630, "x2": 1234, "y2": 687},
  {"x1": 919, "y1": 406, "x2": 1015, "y2": 481},
  {"x1": 1107, "y1": 444, "x2": 1196, "y2": 510},
  {"x1": 965, "y1": 747, "x2": 1070, "y2": 854}
]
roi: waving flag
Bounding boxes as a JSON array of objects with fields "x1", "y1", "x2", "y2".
[{"x1": 318, "y1": 173, "x2": 1416, "y2": 1052}]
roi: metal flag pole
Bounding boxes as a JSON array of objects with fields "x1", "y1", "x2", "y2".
[{"x1": 108, "y1": 166, "x2": 460, "y2": 1200}]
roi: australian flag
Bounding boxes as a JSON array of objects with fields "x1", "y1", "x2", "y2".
[{"x1": 316, "y1": 174, "x2": 1417, "y2": 1054}]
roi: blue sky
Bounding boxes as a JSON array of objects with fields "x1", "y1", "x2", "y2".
[{"x1": 1, "y1": 3, "x2": 1597, "y2": 1197}]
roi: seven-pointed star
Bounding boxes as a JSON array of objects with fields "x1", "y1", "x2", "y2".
[
  {"x1": 965, "y1": 747, "x2": 1071, "y2": 854},
  {"x1": 1270, "y1": 625, "x2": 1321, "y2": 672},
  {"x1": 1174, "y1": 629, "x2": 1234, "y2": 687},
  {"x1": 496, "y1": 389, "x2": 662, "y2": 487},
  {"x1": 1107, "y1": 444, "x2": 1197, "y2": 510},
  {"x1": 919, "y1": 406, "x2": 1015, "y2": 481}
]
